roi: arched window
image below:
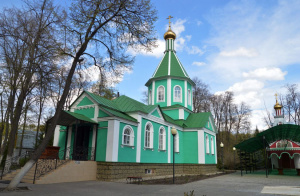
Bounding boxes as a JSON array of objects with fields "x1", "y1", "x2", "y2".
[
  {"x1": 211, "y1": 137, "x2": 214, "y2": 154},
  {"x1": 188, "y1": 89, "x2": 191, "y2": 105},
  {"x1": 174, "y1": 85, "x2": 182, "y2": 102},
  {"x1": 122, "y1": 126, "x2": 134, "y2": 146},
  {"x1": 174, "y1": 133, "x2": 179, "y2": 152},
  {"x1": 157, "y1": 86, "x2": 165, "y2": 102},
  {"x1": 159, "y1": 127, "x2": 166, "y2": 150},
  {"x1": 149, "y1": 90, "x2": 152, "y2": 105},
  {"x1": 145, "y1": 122, "x2": 153, "y2": 148},
  {"x1": 206, "y1": 135, "x2": 210, "y2": 154}
]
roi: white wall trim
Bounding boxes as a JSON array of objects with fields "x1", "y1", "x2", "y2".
[
  {"x1": 179, "y1": 109, "x2": 184, "y2": 120},
  {"x1": 97, "y1": 117, "x2": 138, "y2": 127},
  {"x1": 167, "y1": 78, "x2": 171, "y2": 106},
  {"x1": 168, "y1": 51, "x2": 171, "y2": 75},
  {"x1": 214, "y1": 135, "x2": 218, "y2": 164},
  {"x1": 53, "y1": 125, "x2": 60, "y2": 146},
  {"x1": 198, "y1": 130, "x2": 205, "y2": 164},
  {"x1": 136, "y1": 115, "x2": 142, "y2": 163},
  {"x1": 156, "y1": 85, "x2": 166, "y2": 103},
  {"x1": 184, "y1": 80, "x2": 187, "y2": 107},
  {"x1": 92, "y1": 125, "x2": 96, "y2": 148},
  {"x1": 152, "y1": 81, "x2": 155, "y2": 104},
  {"x1": 168, "y1": 126, "x2": 171, "y2": 163},
  {"x1": 203, "y1": 128, "x2": 217, "y2": 136},
  {"x1": 66, "y1": 126, "x2": 72, "y2": 159},
  {"x1": 94, "y1": 105, "x2": 99, "y2": 121},
  {"x1": 106, "y1": 120, "x2": 120, "y2": 162}
]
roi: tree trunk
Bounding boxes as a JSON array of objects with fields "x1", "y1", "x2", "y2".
[{"x1": 19, "y1": 105, "x2": 28, "y2": 156}]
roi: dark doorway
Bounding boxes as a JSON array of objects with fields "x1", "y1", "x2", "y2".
[
  {"x1": 280, "y1": 153, "x2": 295, "y2": 169},
  {"x1": 73, "y1": 125, "x2": 90, "y2": 160}
]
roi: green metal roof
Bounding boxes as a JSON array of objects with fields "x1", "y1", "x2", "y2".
[
  {"x1": 48, "y1": 110, "x2": 97, "y2": 126},
  {"x1": 235, "y1": 124, "x2": 300, "y2": 153},
  {"x1": 112, "y1": 95, "x2": 157, "y2": 113},
  {"x1": 102, "y1": 107, "x2": 137, "y2": 122},
  {"x1": 145, "y1": 51, "x2": 195, "y2": 86},
  {"x1": 184, "y1": 112, "x2": 211, "y2": 128}
]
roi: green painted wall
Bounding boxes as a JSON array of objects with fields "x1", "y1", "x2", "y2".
[
  {"x1": 171, "y1": 79, "x2": 185, "y2": 107},
  {"x1": 99, "y1": 121, "x2": 108, "y2": 127},
  {"x1": 140, "y1": 118, "x2": 169, "y2": 163},
  {"x1": 77, "y1": 96, "x2": 94, "y2": 107},
  {"x1": 96, "y1": 128, "x2": 107, "y2": 161},
  {"x1": 204, "y1": 132, "x2": 216, "y2": 164},
  {"x1": 118, "y1": 122, "x2": 137, "y2": 162},
  {"x1": 151, "y1": 109, "x2": 161, "y2": 118},
  {"x1": 182, "y1": 131, "x2": 198, "y2": 163},
  {"x1": 174, "y1": 130, "x2": 184, "y2": 163},
  {"x1": 99, "y1": 109, "x2": 110, "y2": 117},
  {"x1": 58, "y1": 131, "x2": 67, "y2": 159},
  {"x1": 187, "y1": 82, "x2": 193, "y2": 110},
  {"x1": 154, "y1": 79, "x2": 167, "y2": 107},
  {"x1": 74, "y1": 107, "x2": 95, "y2": 119},
  {"x1": 163, "y1": 109, "x2": 179, "y2": 120}
]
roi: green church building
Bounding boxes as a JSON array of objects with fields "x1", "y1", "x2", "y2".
[{"x1": 53, "y1": 22, "x2": 218, "y2": 180}]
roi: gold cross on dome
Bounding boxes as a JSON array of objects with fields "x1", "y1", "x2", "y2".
[
  {"x1": 275, "y1": 93, "x2": 278, "y2": 101},
  {"x1": 167, "y1": 15, "x2": 173, "y2": 29}
]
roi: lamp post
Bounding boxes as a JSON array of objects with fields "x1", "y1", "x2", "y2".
[
  {"x1": 220, "y1": 142, "x2": 224, "y2": 172},
  {"x1": 171, "y1": 127, "x2": 177, "y2": 184},
  {"x1": 233, "y1": 147, "x2": 236, "y2": 171}
]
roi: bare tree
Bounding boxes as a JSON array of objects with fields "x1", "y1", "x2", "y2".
[
  {"x1": 7, "y1": 0, "x2": 157, "y2": 189},
  {"x1": 193, "y1": 77, "x2": 212, "y2": 113}
]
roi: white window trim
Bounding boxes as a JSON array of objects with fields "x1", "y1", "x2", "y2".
[
  {"x1": 157, "y1": 85, "x2": 165, "y2": 102},
  {"x1": 173, "y1": 85, "x2": 182, "y2": 103},
  {"x1": 158, "y1": 126, "x2": 166, "y2": 151},
  {"x1": 211, "y1": 137, "x2": 214, "y2": 154},
  {"x1": 144, "y1": 122, "x2": 154, "y2": 149},
  {"x1": 206, "y1": 135, "x2": 210, "y2": 154},
  {"x1": 122, "y1": 125, "x2": 134, "y2": 146},
  {"x1": 188, "y1": 89, "x2": 191, "y2": 105}
]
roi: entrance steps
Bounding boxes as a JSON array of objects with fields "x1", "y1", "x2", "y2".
[{"x1": 2, "y1": 165, "x2": 36, "y2": 183}]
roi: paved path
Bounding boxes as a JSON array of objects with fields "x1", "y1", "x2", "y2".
[{"x1": 1, "y1": 172, "x2": 299, "y2": 196}]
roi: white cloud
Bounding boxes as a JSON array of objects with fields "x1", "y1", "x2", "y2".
[
  {"x1": 168, "y1": 19, "x2": 186, "y2": 37},
  {"x1": 220, "y1": 47, "x2": 258, "y2": 57},
  {"x1": 127, "y1": 39, "x2": 165, "y2": 58},
  {"x1": 186, "y1": 46, "x2": 204, "y2": 55},
  {"x1": 192, "y1": 61, "x2": 206, "y2": 66},
  {"x1": 243, "y1": 68, "x2": 287, "y2": 81},
  {"x1": 186, "y1": 35, "x2": 192, "y2": 41}
]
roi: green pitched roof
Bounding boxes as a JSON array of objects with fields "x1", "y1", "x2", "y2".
[
  {"x1": 146, "y1": 51, "x2": 195, "y2": 86},
  {"x1": 64, "y1": 111, "x2": 97, "y2": 124},
  {"x1": 102, "y1": 107, "x2": 137, "y2": 122},
  {"x1": 184, "y1": 112, "x2": 211, "y2": 128}
]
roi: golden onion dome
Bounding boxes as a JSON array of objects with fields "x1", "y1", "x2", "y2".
[
  {"x1": 164, "y1": 28, "x2": 176, "y2": 40},
  {"x1": 274, "y1": 100, "x2": 282, "y2": 110}
]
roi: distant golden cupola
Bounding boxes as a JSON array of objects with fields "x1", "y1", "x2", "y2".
[
  {"x1": 164, "y1": 15, "x2": 176, "y2": 40},
  {"x1": 274, "y1": 93, "x2": 282, "y2": 110}
]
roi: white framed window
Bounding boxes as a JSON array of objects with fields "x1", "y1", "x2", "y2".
[
  {"x1": 206, "y1": 135, "x2": 210, "y2": 154},
  {"x1": 157, "y1": 85, "x2": 165, "y2": 102},
  {"x1": 174, "y1": 85, "x2": 182, "y2": 102},
  {"x1": 158, "y1": 127, "x2": 166, "y2": 150},
  {"x1": 149, "y1": 90, "x2": 152, "y2": 105},
  {"x1": 174, "y1": 133, "x2": 179, "y2": 152},
  {"x1": 188, "y1": 89, "x2": 191, "y2": 105},
  {"x1": 211, "y1": 137, "x2": 214, "y2": 154},
  {"x1": 144, "y1": 122, "x2": 153, "y2": 148},
  {"x1": 122, "y1": 126, "x2": 134, "y2": 146}
]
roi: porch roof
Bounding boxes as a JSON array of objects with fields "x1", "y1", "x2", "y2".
[
  {"x1": 48, "y1": 110, "x2": 97, "y2": 126},
  {"x1": 235, "y1": 124, "x2": 300, "y2": 153}
]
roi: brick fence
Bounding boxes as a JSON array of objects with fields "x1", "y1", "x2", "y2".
[{"x1": 97, "y1": 162, "x2": 217, "y2": 181}]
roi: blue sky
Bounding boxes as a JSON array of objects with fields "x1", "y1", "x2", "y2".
[{"x1": 2, "y1": 0, "x2": 300, "y2": 130}]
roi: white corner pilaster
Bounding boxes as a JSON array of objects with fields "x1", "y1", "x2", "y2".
[
  {"x1": 53, "y1": 125, "x2": 60, "y2": 146},
  {"x1": 184, "y1": 81, "x2": 187, "y2": 108},
  {"x1": 94, "y1": 105, "x2": 99, "y2": 121},
  {"x1": 168, "y1": 126, "x2": 171, "y2": 163},
  {"x1": 66, "y1": 126, "x2": 72, "y2": 159},
  {"x1": 152, "y1": 81, "x2": 155, "y2": 104},
  {"x1": 136, "y1": 115, "x2": 142, "y2": 163},
  {"x1": 167, "y1": 78, "x2": 171, "y2": 106},
  {"x1": 179, "y1": 109, "x2": 184, "y2": 120},
  {"x1": 198, "y1": 130, "x2": 205, "y2": 164},
  {"x1": 214, "y1": 135, "x2": 217, "y2": 164},
  {"x1": 92, "y1": 125, "x2": 97, "y2": 148},
  {"x1": 106, "y1": 120, "x2": 120, "y2": 162}
]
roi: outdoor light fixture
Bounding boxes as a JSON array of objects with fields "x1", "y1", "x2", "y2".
[
  {"x1": 220, "y1": 142, "x2": 224, "y2": 172},
  {"x1": 233, "y1": 147, "x2": 236, "y2": 171},
  {"x1": 171, "y1": 127, "x2": 177, "y2": 184}
]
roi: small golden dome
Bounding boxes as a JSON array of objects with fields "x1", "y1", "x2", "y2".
[
  {"x1": 164, "y1": 28, "x2": 176, "y2": 40},
  {"x1": 274, "y1": 100, "x2": 282, "y2": 110}
]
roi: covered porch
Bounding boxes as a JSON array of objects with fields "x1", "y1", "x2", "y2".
[{"x1": 50, "y1": 110, "x2": 98, "y2": 161}]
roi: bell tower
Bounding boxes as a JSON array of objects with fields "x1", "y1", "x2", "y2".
[
  {"x1": 145, "y1": 16, "x2": 195, "y2": 111},
  {"x1": 273, "y1": 93, "x2": 284, "y2": 126}
]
